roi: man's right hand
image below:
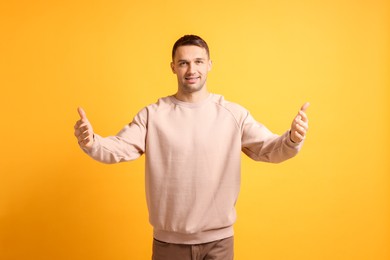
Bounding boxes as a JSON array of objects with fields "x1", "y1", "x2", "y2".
[{"x1": 74, "y1": 107, "x2": 94, "y2": 149}]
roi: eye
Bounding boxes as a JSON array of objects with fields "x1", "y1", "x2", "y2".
[
  {"x1": 179, "y1": 61, "x2": 187, "y2": 67},
  {"x1": 195, "y1": 60, "x2": 203, "y2": 64}
]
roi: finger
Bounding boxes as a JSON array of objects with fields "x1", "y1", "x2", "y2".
[
  {"x1": 78, "y1": 138, "x2": 89, "y2": 146},
  {"x1": 298, "y1": 110, "x2": 309, "y2": 123},
  {"x1": 296, "y1": 118, "x2": 309, "y2": 130},
  {"x1": 80, "y1": 130, "x2": 92, "y2": 140},
  {"x1": 83, "y1": 137, "x2": 91, "y2": 144},
  {"x1": 74, "y1": 123, "x2": 87, "y2": 136},
  {"x1": 295, "y1": 123, "x2": 307, "y2": 135},
  {"x1": 76, "y1": 121, "x2": 91, "y2": 132},
  {"x1": 74, "y1": 119, "x2": 82, "y2": 129},
  {"x1": 75, "y1": 125, "x2": 91, "y2": 138},
  {"x1": 74, "y1": 122, "x2": 90, "y2": 136},
  {"x1": 300, "y1": 102, "x2": 310, "y2": 112},
  {"x1": 294, "y1": 131, "x2": 305, "y2": 141},
  {"x1": 77, "y1": 107, "x2": 87, "y2": 120},
  {"x1": 78, "y1": 133, "x2": 92, "y2": 144},
  {"x1": 299, "y1": 122, "x2": 309, "y2": 132},
  {"x1": 74, "y1": 128, "x2": 80, "y2": 137},
  {"x1": 78, "y1": 123, "x2": 91, "y2": 132},
  {"x1": 74, "y1": 123, "x2": 82, "y2": 136}
]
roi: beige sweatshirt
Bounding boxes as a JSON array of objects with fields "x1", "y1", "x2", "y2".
[{"x1": 83, "y1": 94, "x2": 303, "y2": 244}]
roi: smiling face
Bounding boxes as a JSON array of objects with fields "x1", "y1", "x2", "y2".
[{"x1": 171, "y1": 45, "x2": 212, "y2": 96}]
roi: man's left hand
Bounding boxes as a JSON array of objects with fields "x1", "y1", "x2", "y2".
[{"x1": 290, "y1": 102, "x2": 310, "y2": 143}]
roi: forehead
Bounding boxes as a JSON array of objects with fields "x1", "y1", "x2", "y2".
[{"x1": 173, "y1": 45, "x2": 209, "y2": 61}]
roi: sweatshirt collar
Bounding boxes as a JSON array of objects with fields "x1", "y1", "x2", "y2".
[{"x1": 169, "y1": 93, "x2": 213, "y2": 108}]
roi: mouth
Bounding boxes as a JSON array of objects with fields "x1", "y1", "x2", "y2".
[{"x1": 185, "y1": 76, "x2": 200, "y2": 84}]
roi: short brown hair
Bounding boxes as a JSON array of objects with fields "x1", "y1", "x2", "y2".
[{"x1": 172, "y1": 35, "x2": 210, "y2": 60}]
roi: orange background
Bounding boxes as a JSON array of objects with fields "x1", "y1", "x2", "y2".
[{"x1": 1, "y1": 0, "x2": 389, "y2": 259}]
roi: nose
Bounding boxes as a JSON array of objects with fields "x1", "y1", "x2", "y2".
[{"x1": 187, "y1": 62, "x2": 196, "y2": 74}]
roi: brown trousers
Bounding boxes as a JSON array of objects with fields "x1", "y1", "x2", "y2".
[{"x1": 152, "y1": 236, "x2": 234, "y2": 260}]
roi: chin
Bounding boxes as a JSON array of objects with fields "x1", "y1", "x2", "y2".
[{"x1": 183, "y1": 85, "x2": 204, "y2": 93}]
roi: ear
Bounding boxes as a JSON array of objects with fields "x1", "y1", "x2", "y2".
[
  {"x1": 208, "y1": 59, "x2": 212, "y2": 72},
  {"x1": 170, "y1": 61, "x2": 176, "y2": 74}
]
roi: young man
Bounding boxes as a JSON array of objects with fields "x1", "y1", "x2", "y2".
[{"x1": 74, "y1": 35, "x2": 309, "y2": 260}]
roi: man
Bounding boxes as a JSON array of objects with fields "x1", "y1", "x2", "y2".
[{"x1": 74, "y1": 35, "x2": 309, "y2": 260}]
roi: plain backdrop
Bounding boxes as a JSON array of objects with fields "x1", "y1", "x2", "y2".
[{"x1": 1, "y1": 0, "x2": 389, "y2": 259}]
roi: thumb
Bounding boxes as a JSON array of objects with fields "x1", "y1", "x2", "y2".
[
  {"x1": 300, "y1": 102, "x2": 310, "y2": 112},
  {"x1": 77, "y1": 107, "x2": 87, "y2": 120}
]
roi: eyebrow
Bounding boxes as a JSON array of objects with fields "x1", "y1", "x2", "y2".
[{"x1": 177, "y1": 58, "x2": 206, "y2": 63}]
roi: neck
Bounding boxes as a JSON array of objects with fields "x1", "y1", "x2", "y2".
[{"x1": 174, "y1": 87, "x2": 210, "y2": 103}]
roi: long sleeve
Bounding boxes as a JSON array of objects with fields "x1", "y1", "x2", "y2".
[
  {"x1": 77, "y1": 94, "x2": 305, "y2": 245},
  {"x1": 241, "y1": 112, "x2": 303, "y2": 163},
  {"x1": 81, "y1": 108, "x2": 148, "y2": 164}
]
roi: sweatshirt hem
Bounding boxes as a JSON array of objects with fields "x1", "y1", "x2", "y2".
[{"x1": 153, "y1": 226, "x2": 234, "y2": 245}]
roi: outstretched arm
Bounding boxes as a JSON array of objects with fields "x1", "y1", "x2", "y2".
[
  {"x1": 241, "y1": 102, "x2": 310, "y2": 163},
  {"x1": 73, "y1": 107, "x2": 146, "y2": 164}
]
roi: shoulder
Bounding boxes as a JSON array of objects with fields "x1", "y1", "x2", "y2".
[
  {"x1": 128, "y1": 96, "x2": 173, "y2": 126},
  {"x1": 136, "y1": 96, "x2": 173, "y2": 114},
  {"x1": 210, "y1": 94, "x2": 250, "y2": 124},
  {"x1": 133, "y1": 96, "x2": 174, "y2": 121},
  {"x1": 146, "y1": 96, "x2": 174, "y2": 110},
  {"x1": 211, "y1": 94, "x2": 246, "y2": 110}
]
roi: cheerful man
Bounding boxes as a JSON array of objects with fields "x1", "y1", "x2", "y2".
[{"x1": 74, "y1": 35, "x2": 309, "y2": 260}]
